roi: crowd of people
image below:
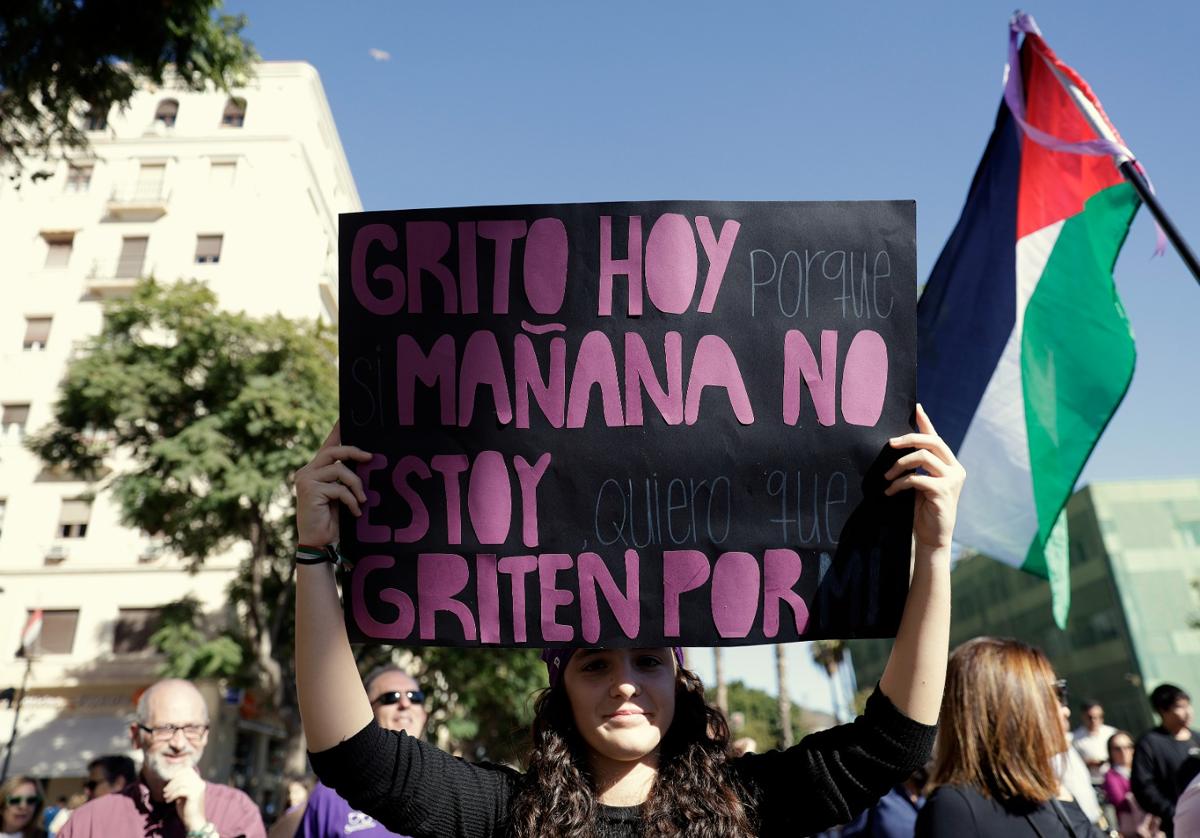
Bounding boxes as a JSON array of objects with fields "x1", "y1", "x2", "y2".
[
  {"x1": 1, "y1": 416, "x2": 1193, "y2": 837},
  {"x1": 821, "y1": 673, "x2": 1200, "y2": 838},
  {"x1": 2, "y1": 661, "x2": 1194, "y2": 838}
]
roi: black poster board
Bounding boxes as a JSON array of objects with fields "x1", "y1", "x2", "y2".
[{"x1": 338, "y1": 200, "x2": 916, "y2": 648}]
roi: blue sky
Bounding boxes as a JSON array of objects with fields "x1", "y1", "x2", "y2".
[{"x1": 231, "y1": 0, "x2": 1200, "y2": 711}]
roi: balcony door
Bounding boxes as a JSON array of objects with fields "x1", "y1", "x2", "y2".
[
  {"x1": 116, "y1": 236, "x2": 149, "y2": 278},
  {"x1": 135, "y1": 163, "x2": 165, "y2": 201}
]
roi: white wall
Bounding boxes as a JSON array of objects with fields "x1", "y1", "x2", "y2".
[{"x1": 0, "y1": 63, "x2": 359, "y2": 720}]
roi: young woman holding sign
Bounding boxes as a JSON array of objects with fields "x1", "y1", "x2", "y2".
[{"x1": 293, "y1": 404, "x2": 963, "y2": 837}]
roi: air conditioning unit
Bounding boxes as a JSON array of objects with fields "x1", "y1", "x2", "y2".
[
  {"x1": 45, "y1": 543, "x2": 70, "y2": 563},
  {"x1": 138, "y1": 543, "x2": 164, "y2": 563}
]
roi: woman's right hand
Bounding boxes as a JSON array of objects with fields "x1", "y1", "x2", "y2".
[{"x1": 294, "y1": 422, "x2": 372, "y2": 547}]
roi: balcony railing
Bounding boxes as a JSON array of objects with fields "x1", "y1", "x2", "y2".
[
  {"x1": 106, "y1": 184, "x2": 170, "y2": 219},
  {"x1": 86, "y1": 260, "x2": 156, "y2": 296}
]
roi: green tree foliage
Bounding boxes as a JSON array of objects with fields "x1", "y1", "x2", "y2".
[
  {"x1": 29, "y1": 279, "x2": 336, "y2": 765},
  {"x1": 725, "y1": 680, "x2": 807, "y2": 750},
  {"x1": 28, "y1": 278, "x2": 548, "y2": 765},
  {"x1": 150, "y1": 596, "x2": 245, "y2": 681},
  {"x1": 0, "y1": 0, "x2": 256, "y2": 179}
]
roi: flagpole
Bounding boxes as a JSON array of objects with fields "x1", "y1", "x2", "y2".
[
  {"x1": 0, "y1": 654, "x2": 33, "y2": 784},
  {"x1": 1115, "y1": 161, "x2": 1200, "y2": 285},
  {"x1": 1039, "y1": 55, "x2": 1200, "y2": 286}
]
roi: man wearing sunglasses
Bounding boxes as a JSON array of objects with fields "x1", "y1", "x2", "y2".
[
  {"x1": 83, "y1": 755, "x2": 136, "y2": 800},
  {"x1": 294, "y1": 665, "x2": 427, "y2": 838},
  {"x1": 59, "y1": 678, "x2": 265, "y2": 838}
]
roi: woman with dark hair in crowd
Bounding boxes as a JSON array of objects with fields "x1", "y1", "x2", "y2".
[
  {"x1": 0, "y1": 775, "x2": 47, "y2": 838},
  {"x1": 292, "y1": 406, "x2": 964, "y2": 836},
  {"x1": 1104, "y1": 731, "x2": 1163, "y2": 838},
  {"x1": 916, "y1": 637, "x2": 1106, "y2": 837}
]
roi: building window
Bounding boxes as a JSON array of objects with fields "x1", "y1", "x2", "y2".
[
  {"x1": 0, "y1": 499, "x2": 6, "y2": 540},
  {"x1": 83, "y1": 105, "x2": 108, "y2": 132},
  {"x1": 23, "y1": 317, "x2": 51, "y2": 351},
  {"x1": 134, "y1": 162, "x2": 166, "y2": 201},
  {"x1": 209, "y1": 160, "x2": 236, "y2": 188},
  {"x1": 65, "y1": 164, "x2": 93, "y2": 193},
  {"x1": 221, "y1": 97, "x2": 246, "y2": 127},
  {"x1": 154, "y1": 99, "x2": 179, "y2": 128},
  {"x1": 57, "y1": 498, "x2": 92, "y2": 538},
  {"x1": 30, "y1": 610, "x2": 80, "y2": 656},
  {"x1": 195, "y1": 235, "x2": 223, "y2": 264},
  {"x1": 43, "y1": 233, "x2": 74, "y2": 268},
  {"x1": 113, "y1": 608, "x2": 163, "y2": 653},
  {"x1": 116, "y1": 236, "x2": 149, "y2": 278},
  {"x1": 1, "y1": 403, "x2": 30, "y2": 438},
  {"x1": 1181, "y1": 520, "x2": 1200, "y2": 548}
]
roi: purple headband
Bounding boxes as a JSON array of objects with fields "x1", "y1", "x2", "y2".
[{"x1": 541, "y1": 647, "x2": 686, "y2": 687}]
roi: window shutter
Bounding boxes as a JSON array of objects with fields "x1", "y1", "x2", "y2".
[{"x1": 195, "y1": 235, "x2": 223, "y2": 263}]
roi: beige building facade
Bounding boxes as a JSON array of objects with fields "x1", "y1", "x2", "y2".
[{"x1": 0, "y1": 62, "x2": 360, "y2": 805}]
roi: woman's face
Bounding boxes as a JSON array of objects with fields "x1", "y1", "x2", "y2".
[
  {"x1": 3, "y1": 781, "x2": 39, "y2": 832},
  {"x1": 1109, "y1": 734, "x2": 1135, "y2": 768},
  {"x1": 563, "y1": 648, "x2": 677, "y2": 768}
]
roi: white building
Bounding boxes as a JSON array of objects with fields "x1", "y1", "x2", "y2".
[{"x1": 0, "y1": 62, "x2": 360, "y2": 805}]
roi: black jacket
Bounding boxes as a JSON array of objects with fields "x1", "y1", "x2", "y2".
[{"x1": 915, "y1": 785, "x2": 1104, "y2": 838}]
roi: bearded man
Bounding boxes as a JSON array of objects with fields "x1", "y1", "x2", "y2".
[{"x1": 60, "y1": 678, "x2": 265, "y2": 838}]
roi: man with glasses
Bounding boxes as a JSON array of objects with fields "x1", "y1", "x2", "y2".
[
  {"x1": 60, "y1": 678, "x2": 265, "y2": 837},
  {"x1": 294, "y1": 665, "x2": 427, "y2": 838}
]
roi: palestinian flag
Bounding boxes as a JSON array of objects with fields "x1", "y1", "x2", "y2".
[
  {"x1": 917, "y1": 16, "x2": 1140, "y2": 626},
  {"x1": 17, "y1": 608, "x2": 43, "y2": 657}
]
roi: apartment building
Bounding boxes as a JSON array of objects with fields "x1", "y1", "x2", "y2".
[{"x1": 0, "y1": 62, "x2": 361, "y2": 804}]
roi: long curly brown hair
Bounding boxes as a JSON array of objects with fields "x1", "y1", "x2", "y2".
[{"x1": 509, "y1": 666, "x2": 756, "y2": 837}]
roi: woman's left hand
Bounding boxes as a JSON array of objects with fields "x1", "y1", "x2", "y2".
[{"x1": 883, "y1": 403, "x2": 966, "y2": 551}]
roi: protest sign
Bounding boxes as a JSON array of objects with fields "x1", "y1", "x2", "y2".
[{"x1": 339, "y1": 200, "x2": 916, "y2": 648}]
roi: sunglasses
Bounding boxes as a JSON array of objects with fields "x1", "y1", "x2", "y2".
[
  {"x1": 1054, "y1": 679, "x2": 1069, "y2": 707},
  {"x1": 6, "y1": 795, "x2": 39, "y2": 807},
  {"x1": 371, "y1": 689, "x2": 425, "y2": 707}
]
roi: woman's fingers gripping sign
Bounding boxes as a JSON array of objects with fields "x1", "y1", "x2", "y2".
[
  {"x1": 883, "y1": 403, "x2": 966, "y2": 551},
  {"x1": 294, "y1": 422, "x2": 374, "y2": 548}
]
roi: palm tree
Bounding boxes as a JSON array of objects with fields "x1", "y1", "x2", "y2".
[
  {"x1": 811, "y1": 639, "x2": 848, "y2": 723},
  {"x1": 713, "y1": 647, "x2": 728, "y2": 715},
  {"x1": 775, "y1": 644, "x2": 793, "y2": 748}
]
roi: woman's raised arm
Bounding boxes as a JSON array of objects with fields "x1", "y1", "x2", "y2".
[
  {"x1": 877, "y1": 404, "x2": 964, "y2": 725},
  {"x1": 294, "y1": 423, "x2": 376, "y2": 751}
]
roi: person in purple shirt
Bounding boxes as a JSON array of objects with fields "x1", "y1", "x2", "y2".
[
  {"x1": 293, "y1": 665, "x2": 428, "y2": 838},
  {"x1": 840, "y1": 765, "x2": 928, "y2": 838}
]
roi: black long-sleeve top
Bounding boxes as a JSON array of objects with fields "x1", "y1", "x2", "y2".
[
  {"x1": 1131, "y1": 726, "x2": 1200, "y2": 835},
  {"x1": 914, "y1": 785, "x2": 1104, "y2": 838},
  {"x1": 309, "y1": 686, "x2": 935, "y2": 838}
]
